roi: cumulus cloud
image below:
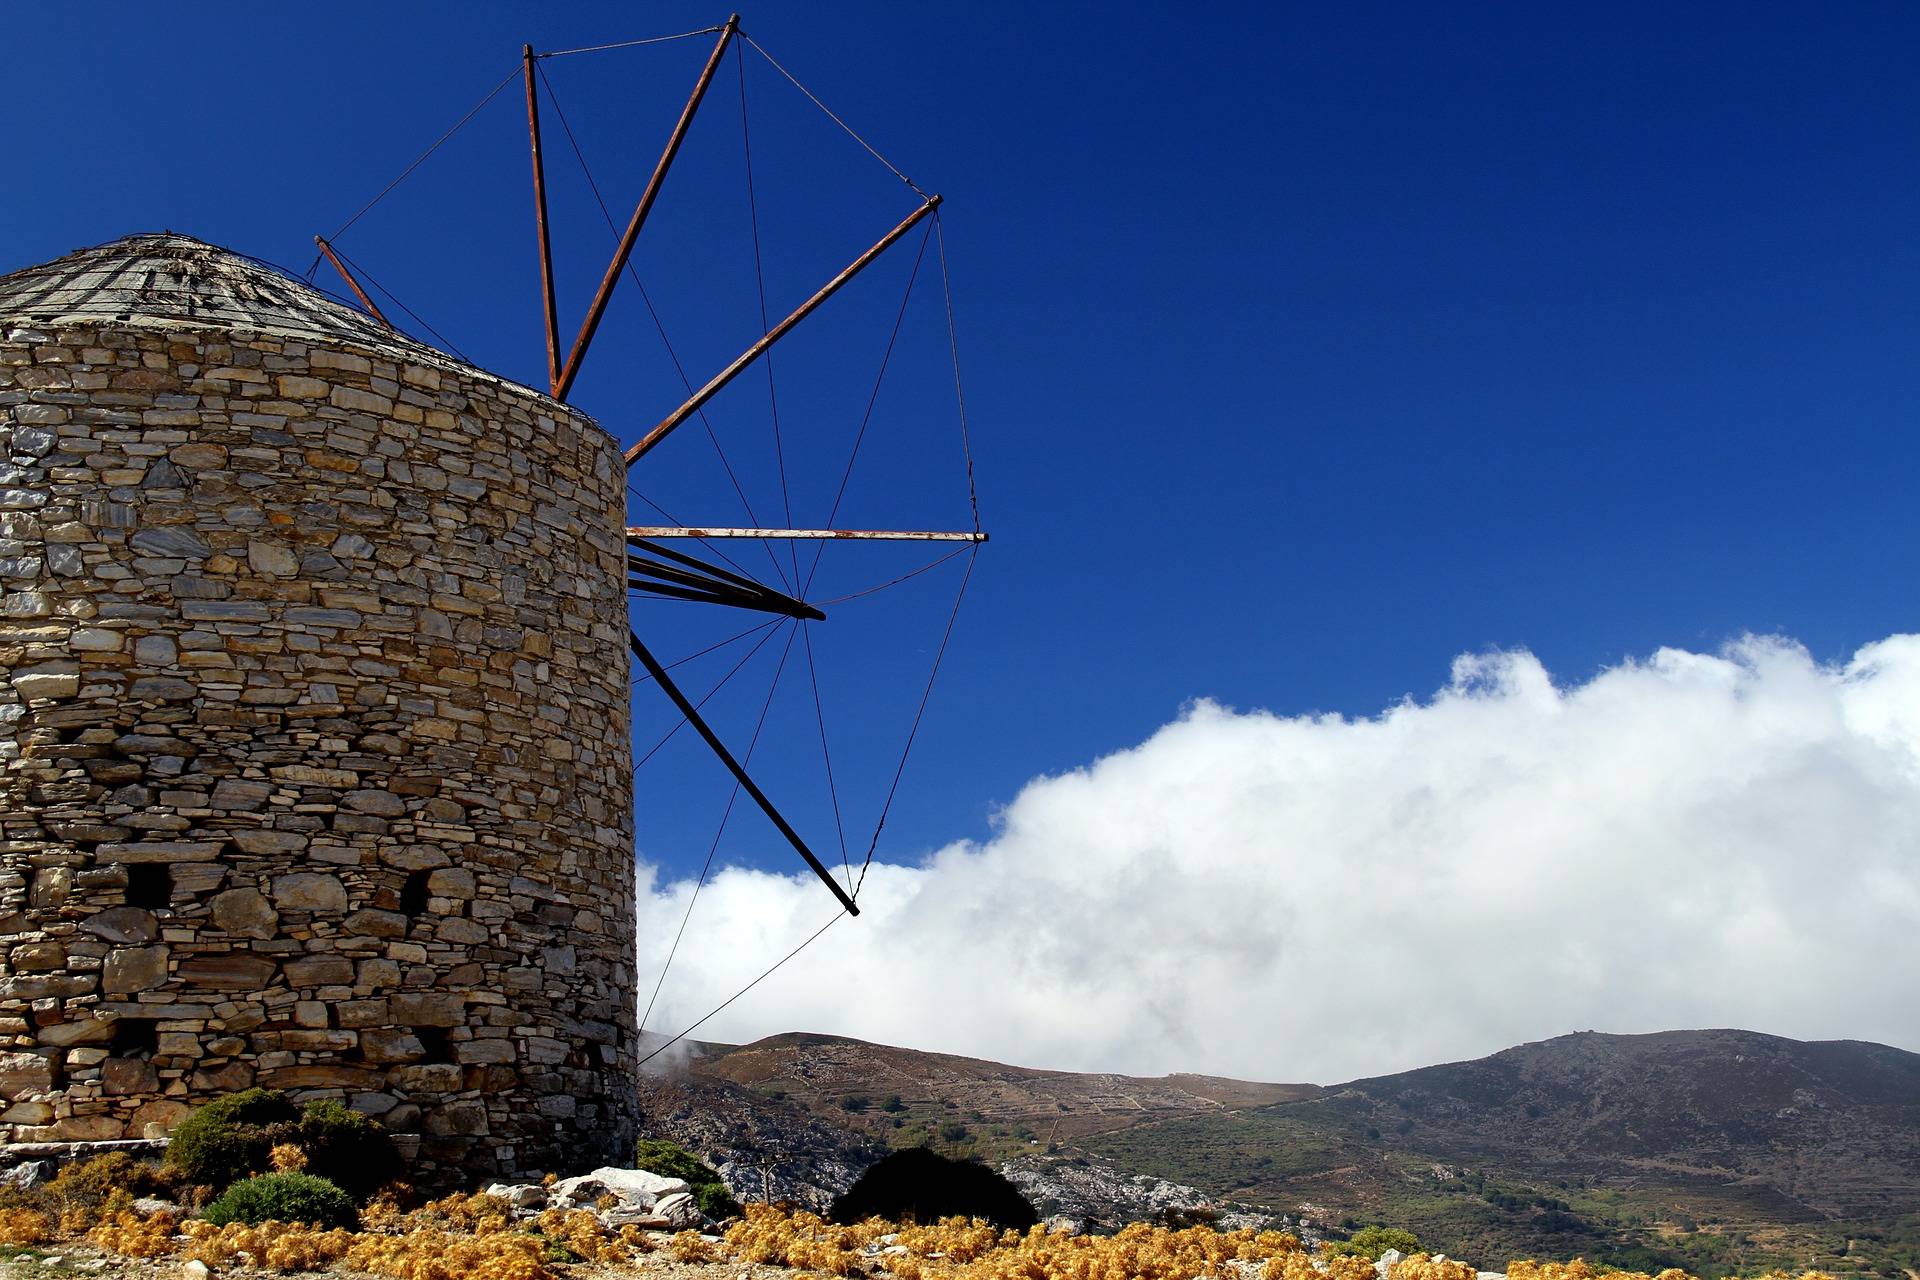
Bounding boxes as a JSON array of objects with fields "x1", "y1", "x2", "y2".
[{"x1": 635, "y1": 634, "x2": 1920, "y2": 1084}]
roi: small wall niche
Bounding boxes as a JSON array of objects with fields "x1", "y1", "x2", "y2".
[
  {"x1": 124, "y1": 864, "x2": 171, "y2": 910},
  {"x1": 400, "y1": 871, "x2": 431, "y2": 917}
]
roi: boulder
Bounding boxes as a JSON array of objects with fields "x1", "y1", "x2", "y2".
[
  {"x1": 652, "y1": 1190, "x2": 704, "y2": 1229},
  {"x1": 483, "y1": 1183, "x2": 548, "y2": 1211},
  {"x1": 549, "y1": 1166, "x2": 690, "y2": 1213}
]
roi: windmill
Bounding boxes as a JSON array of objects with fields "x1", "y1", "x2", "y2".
[{"x1": 308, "y1": 15, "x2": 987, "y2": 1051}]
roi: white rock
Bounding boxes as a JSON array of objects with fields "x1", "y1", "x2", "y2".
[
  {"x1": 182, "y1": 1261, "x2": 213, "y2": 1279},
  {"x1": 549, "y1": 1166, "x2": 689, "y2": 1211},
  {"x1": 483, "y1": 1182, "x2": 547, "y2": 1210},
  {"x1": 652, "y1": 1190, "x2": 703, "y2": 1229}
]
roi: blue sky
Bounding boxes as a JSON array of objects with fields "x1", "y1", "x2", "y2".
[{"x1": 8, "y1": 2, "x2": 1918, "y2": 899}]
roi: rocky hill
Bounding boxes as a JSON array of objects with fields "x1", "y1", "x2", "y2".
[{"x1": 633, "y1": 1030, "x2": 1920, "y2": 1277}]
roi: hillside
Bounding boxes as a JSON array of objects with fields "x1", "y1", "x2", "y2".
[{"x1": 636, "y1": 1030, "x2": 1920, "y2": 1278}]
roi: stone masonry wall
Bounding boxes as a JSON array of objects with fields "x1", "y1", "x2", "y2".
[{"x1": 0, "y1": 321, "x2": 637, "y2": 1185}]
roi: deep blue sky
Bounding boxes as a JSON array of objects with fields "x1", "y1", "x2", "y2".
[{"x1": 7, "y1": 3, "x2": 1918, "y2": 888}]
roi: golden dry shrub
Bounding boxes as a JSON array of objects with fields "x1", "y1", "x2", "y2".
[
  {"x1": 179, "y1": 1219, "x2": 353, "y2": 1273},
  {"x1": 533, "y1": 1206, "x2": 628, "y2": 1264},
  {"x1": 1509, "y1": 1262, "x2": 1600, "y2": 1280},
  {"x1": 1324, "y1": 1252, "x2": 1385, "y2": 1280},
  {"x1": 0, "y1": 1206, "x2": 53, "y2": 1246},
  {"x1": 1393, "y1": 1253, "x2": 1480, "y2": 1280},
  {"x1": 88, "y1": 1208, "x2": 180, "y2": 1258},
  {"x1": 271, "y1": 1143, "x2": 311, "y2": 1173},
  {"x1": 345, "y1": 1226, "x2": 555, "y2": 1280},
  {"x1": 671, "y1": 1227, "x2": 717, "y2": 1262}
]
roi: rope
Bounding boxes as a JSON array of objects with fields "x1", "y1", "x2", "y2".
[
  {"x1": 741, "y1": 33, "x2": 928, "y2": 198},
  {"x1": 800, "y1": 220, "x2": 934, "y2": 598},
  {"x1": 634, "y1": 617, "x2": 789, "y2": 770},
  {"x1": 640, "y1": 621, "x2": 801, "y2": 1034},
  {"x1": 637, "y1": 910, "x2": 846, "y2": 1066},
  {"x1": 630, "y1": 616, "x2": 783, "y2": 689},
  {"x1": 812, "y1": 543, "x2": 970, "y2": 607},
  {"x1": 935, "y1": 210, "x2": 983, "y2": 533},
  {"x1": 626, "y1": 482, "x2": 763, "y2": 586},
  {"x1": 328, "y1": 244, "x2": 473, "y2": 364},
  {"x1": 854, "y1": 544, "x2": 979, "y2": 899},
  {"x1": 538, "y1": 27, "x2": 723, "y2": 59},
  {"x1": 738, "y1": 39, "x2": 804, "y2": 594},
  {"x1": 539, "y1": 62, "x2": 794, "y2": 592},
  {"x1": 801, "y1": 621, "x2": 851, "y2": 888},
  {"x1": 329, "y1": 65, "x2": 520, "y2": 241}
]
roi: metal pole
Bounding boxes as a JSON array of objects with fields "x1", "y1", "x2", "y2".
[
  {"x1": 313, "y1": 237, "x2": 392, "y2": 328},
  {"x1": 625, "y1": 195, "x2": 941, "y2": 467},
  {"x1": 553, "y1": 15, "x2": 740, "y2": 402},
  {"x1": 524, "y1": 43, "x2": 561, "y2": 394},
  {"x1": 628, "y1": 628, "x2": 859, "y2": 917},
  {"x1": 625, "y1": 526, "x2": 988, "y2": 542}
]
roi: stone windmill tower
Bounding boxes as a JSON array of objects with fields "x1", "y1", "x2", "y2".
[{"x1": 0, "y1": 234, "x2": 638, "y2": 1182}]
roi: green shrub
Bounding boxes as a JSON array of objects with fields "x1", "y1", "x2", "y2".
[
  {"x1": 165, "y1": 1091, "x2": 399, "y2": 1202},
  {"x1": 165, "y1": 1088, "x2": 299, "y2": 1190},
  {"x1": 203, "y1": 1172, "x2": 357, "y2": 1229},
  {"x1": 295, "y1": 1099, "x2": 401, "y2": 1202},
  {"x1": 1325, "y1": 1226, "x2": 1422, "y2": 1261},
  {"x1": 632, "y1": 1139, "x2": 739, "y2": 1221}
]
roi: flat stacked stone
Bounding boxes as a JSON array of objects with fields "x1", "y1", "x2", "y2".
[{"x1": 0, "y1": 234, "x2": 638, "y2": 1185}]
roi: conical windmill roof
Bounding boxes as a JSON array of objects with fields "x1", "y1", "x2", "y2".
[{"x1": 0, "y1": 232, "x2": 484, "y2": 379}]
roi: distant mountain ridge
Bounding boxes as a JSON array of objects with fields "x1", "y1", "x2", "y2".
[{"x1": 637, "y1": 1028, "x2": 1920, "y2": 1277}]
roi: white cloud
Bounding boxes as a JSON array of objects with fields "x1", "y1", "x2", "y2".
[{"x1": 635, "y1": 634, "x2": 1920, "y2": 1084}]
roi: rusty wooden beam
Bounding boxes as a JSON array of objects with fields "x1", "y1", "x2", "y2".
[
  {"x1": 624, "y1": 194, "x2": 941, "y2": 467},
  {"x1": 313, "y1": 237, "x2": 391, "y2": 328},
  {"x1": 552, "y1": 15, "x2": 740, "y2": 402},
  {"x1": 626, "y1": 526, "x2": 987, "y2": 542},
  {"x1": 524, "y1": 43, "x2": 561, "y2": 393},
  {"x1": 628, "y1": 628, "x2": 859, "y2": 916}
]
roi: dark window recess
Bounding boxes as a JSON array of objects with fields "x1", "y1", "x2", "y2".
[
  {"x1": 399, "y1": 871, "x2": 431, "y2": 917},
  {"x1": 21, "y1": 867, "x2": 35, "y2": 903},
  {"x1": 414, "y1": 1026, "x2": 454, "y2": 1063},
  {"x1": 125, "y1": 864, "x2": 170, "y2": 910},
  {"x1": 110, "y1": 1019, "x2": 159, "y2": 1060}
]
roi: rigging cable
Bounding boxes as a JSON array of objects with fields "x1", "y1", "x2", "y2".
[
  {"x1": 935, "y1": 209, "x2": 984, "y2": 534},
  {"x1": 800, "y1": 220, "x2": 934, "y2": 598},
  {"x1": 634, "y1": 615, "x2": 789, "y2": 770},
  {"x1": 630, "y1": 615, "x2": 783, "y2": 689},
  {"x1": 640, "y1": 620, "x2": 802, "y2": 1034},
  {"x1": 636, "y1": 909, "x2": 846, "y2": 1069},
  {"x1": 325, "y1": 243, "x2": 472, "y2": 365},
  {"x1": 854, "y1": 544, "x2": 979, "y2": 899},
  {"x1": 537, "y1": 27, "x2": 724, "y2": 60},
  {"x1": 326, "y1": 64, "x2": 521, "y2": 245},
  {"x1": 738, "y1": 39, "x2": 803, "y2": 594},
  {"x1": 800, "y1": 620, "x2": 852, "y2": 890},
  {"x1": 740, "y1": 33, "x2": 928, "y2": 199},
  {"x1": 537, "y1": 61, "x2": 795, "y2": 593}
]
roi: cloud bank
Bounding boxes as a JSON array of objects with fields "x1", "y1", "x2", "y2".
[{"x1": 636, "y1": 634, "x2": 1920, "y2": 1084}]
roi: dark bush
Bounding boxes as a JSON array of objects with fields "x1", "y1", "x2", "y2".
[
  {"x1": 830, "y1": 1147, "x2": 1037, "y2": 1229},
  {"x1": 632, "y1": 1138, "x2": 740, "y2": 1221},
  {"x1": 296, "y1": 1099, "x2": 401, "y2": 1201},
  {"x1": 203, "y1": 1172, "x2": 358, "y2": 1229},
  {"x1": 165, "y1": 1088, "x2": 299, "y2": 1190}
]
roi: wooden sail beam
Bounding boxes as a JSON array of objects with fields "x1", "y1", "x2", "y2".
[
  {"x1": 552, "y1": 15, "x2": 740, "y2": 402},
  {"x1": 523, "y1": 43, "x2": 561, "y2": 391},
  {"x1": 628, "y1": 628, "x2": 860, "y2": 916},
  {"x1": 624, "y1": 194, "x2": 942, "y2": 467},
  {"x1": 313, "y1": 237, "x2": 391, "y2": 329},
  {"x1": 626, "y1": 526, "x2": 986, "y2": 542}
]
